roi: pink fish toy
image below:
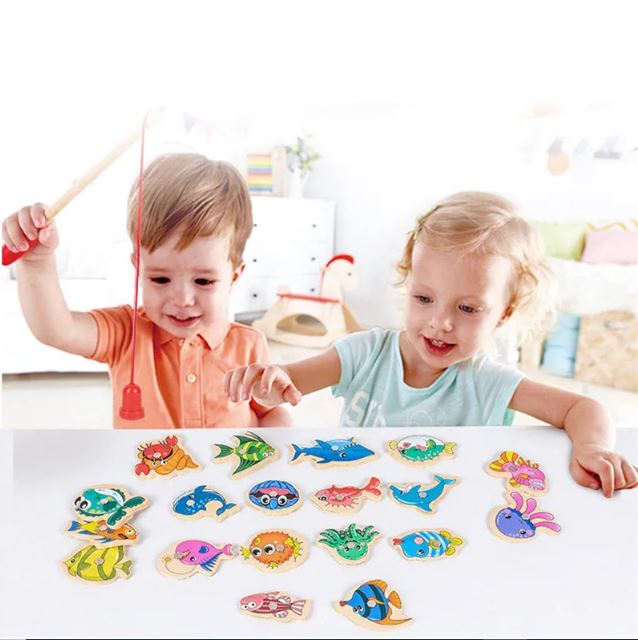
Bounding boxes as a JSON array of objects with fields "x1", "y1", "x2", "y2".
[
  {"x1": 240, "y1": 591, "x2": 311, "y2": 621},
  {"x1": 157, "y1": 539, "x2": 234, "y2": 579}
]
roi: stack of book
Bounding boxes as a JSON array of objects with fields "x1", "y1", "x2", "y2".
[{"x1": 246, "y1": 147, "x2": 287, "y2": 196}]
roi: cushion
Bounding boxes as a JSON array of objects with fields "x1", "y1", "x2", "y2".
[
  {"x1": 574, "y1": 310, "x2": 638, "y2": 392},
  {"x1": 544, "y1": 313, "x2": 580, "y2": 350},
  {"x1": 548, "y1": 257, "x2": 638, "y2": 316},
  {"x1": 587, "y1": 219, "x2": 638, "y2": 231},
  {"x1": 532, "y1": 222, "x2": 589, "y2": 261},
  {"x1": 581, "y1": 230, "x2": 638, "y2": 265},
  {"x1": 541, "y1": 345, "x2": 577, "y2": 378},
  {"x1": 540, "y1": 313, "x2": 580, "y2": 378}
]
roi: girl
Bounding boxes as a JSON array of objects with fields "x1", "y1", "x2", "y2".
[{"x1": 224, "y1": 191, "x2": 638, "y2": 497}]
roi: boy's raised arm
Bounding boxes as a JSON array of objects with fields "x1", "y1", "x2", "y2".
[{"x1": 5, "y1": 204, "x2": 98, "y2": 358}]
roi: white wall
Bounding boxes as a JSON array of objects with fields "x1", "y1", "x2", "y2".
[
  {"x1": 3, "y1": 102, "x2": 637, "y2": 329},
  {"x1": 2, "y1": 0, "x2": 637, "y2": 331},
  {"x1": 254, "y1": 103, "x2": 638, "y2": 327}
]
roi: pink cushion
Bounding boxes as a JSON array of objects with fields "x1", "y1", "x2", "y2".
[{"x1": 581, "y1": 230, "x2": 638, "y2": 265}]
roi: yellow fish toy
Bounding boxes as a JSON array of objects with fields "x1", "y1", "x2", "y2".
[{"x1": 63, "y1": 544, "x2": 132, "y2": 583}]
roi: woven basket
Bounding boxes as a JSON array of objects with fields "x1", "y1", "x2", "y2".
[{"x1": 574, "y1": 310, "x2": 638, "y2": 392}]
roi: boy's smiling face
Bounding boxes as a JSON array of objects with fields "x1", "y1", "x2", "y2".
[
  {"x1": 136, "y1": 231, "x2": 243, "y2": 341},
  {"x1": 402, "y1": 242, "x2": 514, "y2": 381}
]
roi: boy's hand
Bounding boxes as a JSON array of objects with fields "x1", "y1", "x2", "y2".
[
  {"x1": 569, "y1": 444, "x2": 638, "y2": 498},
  {"x1": 2, "y1": 204, "x2": 58, "y2": 263},
  {"x1": 224, "y1": 364, "x2": 302, "y2": 407}
]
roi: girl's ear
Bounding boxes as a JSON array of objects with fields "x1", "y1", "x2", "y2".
[
  {"x1": 497, "y1": 304, "x2": 514, "y2": 327},
  {"x1": 129, "y1": 252, "x2": 136, "y2": 267}
]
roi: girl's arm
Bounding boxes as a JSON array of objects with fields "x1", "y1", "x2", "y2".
[
  {"x1": 256, "y1": 406, "x2": 294, "y2": 427},
  {"x1": 225, "y1": 347, "x2": 341, "y2": 407},
  {"x1": 509, "y1": 379, "x2": 638, "y2": 497}
]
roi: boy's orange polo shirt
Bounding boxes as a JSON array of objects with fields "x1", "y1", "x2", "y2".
[{"x1": 88, "y1": 305, "x2": 269, "y2": 428}]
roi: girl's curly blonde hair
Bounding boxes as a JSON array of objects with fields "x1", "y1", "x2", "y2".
[{"x1": 396, "y1": 191, "x2": 556, "y2": 337}]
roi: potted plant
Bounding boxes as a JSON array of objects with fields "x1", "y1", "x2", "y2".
[{"x1": 285, "y1": 135, "x2": 320, "y2": 197}]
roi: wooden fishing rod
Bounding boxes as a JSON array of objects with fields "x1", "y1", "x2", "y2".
[{"x1": 2, "y1": 114, "x2": 155, "y2": 266}]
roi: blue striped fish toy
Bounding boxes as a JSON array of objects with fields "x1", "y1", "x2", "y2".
[
  {"x1": 392, "y1": 529, "x2": 463, "y2": 559},
  {"x1": 339, "y1": 580, "x2": 410, "y2": 626}
]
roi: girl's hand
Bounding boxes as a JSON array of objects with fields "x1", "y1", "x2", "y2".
[
  {"x1": 2, "y1": 203, "x2": 58, "y2": 263},
  {"x1": 569, "y1": 444, "x2": 638, "y2": 497},
  {"x1": 224, "y1": 364, "x2": 303, "y2": 407}
]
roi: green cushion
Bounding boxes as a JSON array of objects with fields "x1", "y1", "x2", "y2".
[{"x1": 532, "y1": 222, "x2": 589, "y2": 260}]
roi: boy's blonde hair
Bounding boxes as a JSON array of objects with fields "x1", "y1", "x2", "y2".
[
  {"x1": 397, "y1": 191, "x2": 555, "y2": 330},
  {"x1": 127, "y1": 153, "x2": 252, "y2": 268}
]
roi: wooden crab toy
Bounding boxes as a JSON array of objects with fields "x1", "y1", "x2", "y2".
[{"x1": 135, "y1": 435, "x2": 199, "y2": 478}]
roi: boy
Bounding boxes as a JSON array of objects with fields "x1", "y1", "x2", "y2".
[{"x1": 3, "y1": 153, "x2": 291, "y2": 428}]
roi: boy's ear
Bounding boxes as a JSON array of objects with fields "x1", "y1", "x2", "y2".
[
  {"x1": 497, "y1": 304, "x2": 514, "y2": 327},
  {"x1": 231, "y1": 261, "x2": 245, "y2": 285}
]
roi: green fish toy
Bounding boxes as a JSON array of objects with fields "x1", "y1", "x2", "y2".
[
  {"x1": 388, "y1": 435, "x2": 456, "y2": 465},
  {"x1": 63, "y1": 544, "x2": 132, "y2": 583},
  {"x1": 213, "y1": 431, "x2": 278, "y2": 478}
]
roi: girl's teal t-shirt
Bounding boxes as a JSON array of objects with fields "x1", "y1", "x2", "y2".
[{"x1": 332, "y1": 328, "x2": 525, "y2": 427}]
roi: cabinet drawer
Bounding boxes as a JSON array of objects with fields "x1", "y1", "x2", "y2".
[
  {"x1": 231, "y1": 284, "x2": 271, "y2": 313},
  {"x1": 243, "y1": 241, "x2": 333, "y2": 277},
  {"x1": 251, "y1": 199, "x2": 335, "y2": 244},
  {"x1": 249, "y1": 214, "x2": 333, "y2": 246}
]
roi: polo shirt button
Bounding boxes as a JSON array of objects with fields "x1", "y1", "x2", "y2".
[{"x1": 186, "y1": 373, "x2": 197, "y2": 383}]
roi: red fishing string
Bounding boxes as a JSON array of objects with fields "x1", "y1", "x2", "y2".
[
  {"x1": 131, "y1": 114, "x2": 147, "y2": 384},
  {"x1": 119, "y1": 112, "x2": 149, "y2": 420}
]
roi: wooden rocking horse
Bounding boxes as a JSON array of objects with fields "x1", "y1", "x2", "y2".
[{"x1": 252, "y1": 254, "x2": 364, "y2": 348}]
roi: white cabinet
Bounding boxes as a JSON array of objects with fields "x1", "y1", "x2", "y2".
[{"x1": 231, "y1": 198, "x2": 336, "y2": 317}]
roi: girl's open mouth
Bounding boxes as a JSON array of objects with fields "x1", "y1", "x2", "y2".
[{"x1": 424, "y1": 336, "x2": 455, "y2": 356}]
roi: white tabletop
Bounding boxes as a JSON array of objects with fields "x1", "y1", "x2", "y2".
[{"x1": 1, "y1": 426, "x2": 637, "y2": 639}]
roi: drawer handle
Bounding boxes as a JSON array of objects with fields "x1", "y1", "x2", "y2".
[
  {"x1": 310, "y1": 257, "x2": 316, "y2": 262},
  {"x1": 605, "y1": 321, "x2": 628, "y2": 331},
  {"x1": 311, "y1": 223, "x2": 317, "y2": 228},
  {"x1": 252, "y1": 293, "x2": 259, "y2": 298},
  {"x1": 252, "y1": 258, "x2": 258, "y2": 263}
]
